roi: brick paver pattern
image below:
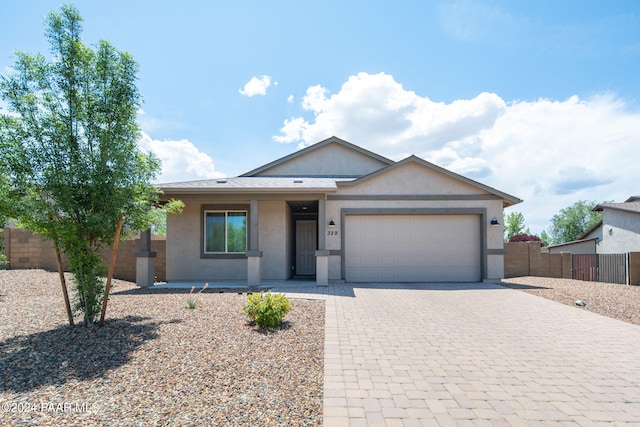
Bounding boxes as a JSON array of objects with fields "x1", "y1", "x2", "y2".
[{"x1": 274, "y1": 282, "x2": 640, "y2": 426}]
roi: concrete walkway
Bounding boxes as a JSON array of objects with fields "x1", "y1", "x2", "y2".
[{"x1": 272, "y1": 282, "x2": 640, "y2": 426}]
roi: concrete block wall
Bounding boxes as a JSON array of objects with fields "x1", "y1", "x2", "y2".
[
  {"x1": 504, "y1": 242, "x2": 530, "y2": 277},
  {"x1": 560, "y1": 252, "x2": 572, "y2": 278},
  {"x1": 504, "y1": 241, "x2": 571, "y2": 279},
  {"x1": 0, "y1": 227, "x2": 166, "y2": 283},
  {"x1": 2, "y1": 228, "x2": 67, "y2": 271}
]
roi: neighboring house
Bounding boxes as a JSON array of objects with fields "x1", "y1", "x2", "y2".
[
  {"x1": 158, "y1": 137, "x2": 522, "y2": 285},
  {"x1": 592, "y1": 197, "x2": 640, "y2": 254},
  {"x1": 547, "y1": 237, "x2": 598, "y2": 255},
  {"x1": 548, "y1": 197, "x2": 640, "y2": 255}
]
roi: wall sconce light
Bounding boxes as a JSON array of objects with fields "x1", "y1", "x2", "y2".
[
  {"x1": 328, "y1": 220, "x2": 336, "y2": 229},
  {"x1": 490, "y1": 217, "x2": 500, "y2": 226}
]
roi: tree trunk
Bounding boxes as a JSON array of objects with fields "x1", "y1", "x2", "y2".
[
  {"x1": 54, "y1": 246, "x2": 74, "y2": 326},
  {"x1": 100, "y1": 213, "x2": 124, "y2": 326}
]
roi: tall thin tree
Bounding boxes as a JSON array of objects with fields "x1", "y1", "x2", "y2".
[{"x1": 0, "y1": 4, "x2": 173, "y2": 325}]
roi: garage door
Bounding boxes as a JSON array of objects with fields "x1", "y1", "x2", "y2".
[{"x1": 345, "y1": 215, "x2": 481, "y2": 282}]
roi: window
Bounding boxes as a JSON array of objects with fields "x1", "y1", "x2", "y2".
[{"x1": 204, "y1": 211, "x2": 247, "y2": 253}]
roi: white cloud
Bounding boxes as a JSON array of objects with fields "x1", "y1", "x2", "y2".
[
  {"x1": 239, "y1": 75, "x2": 273, "y2": 97},
  {"x1": 138, "y1": 132, "x2": 225, "y2": 183},
  {"x1": 136, "y1": 109, "x2": 185, "y2": 134},
  {"x1": 287, "y1": 94, "x2": 294, "y2": 103},
  {"x1": 274, "y1": 72, "x2": 640, "y2": 234}
]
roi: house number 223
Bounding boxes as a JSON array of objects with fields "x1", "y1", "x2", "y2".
[{"x1": 327, "y1": 230, "x2": 338, "y2": 236}]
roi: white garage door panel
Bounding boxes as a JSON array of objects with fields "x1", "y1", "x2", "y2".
[{"x1": 345, "y1": 215, "x2": 481, "y2": 282}]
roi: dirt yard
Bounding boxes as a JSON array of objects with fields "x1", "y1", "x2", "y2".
[
  {"x1": 501, "y1": 276, "x2": 640, "y2": 326},
  {"x1": 0, "y1": 269, "x2": 324, "y2": 426}
]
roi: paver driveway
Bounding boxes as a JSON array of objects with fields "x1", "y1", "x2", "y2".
[{"x1": 277, "y1": 282, "x2": 640, "y2": 426}]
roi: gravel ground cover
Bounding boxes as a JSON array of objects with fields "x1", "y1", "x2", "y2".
[
  {"x1": 502, "y1": 276, "x2": 640, "y2": 326},
  {"x1": 0, "y1": 269, "x2": 324, "y2": 427}
]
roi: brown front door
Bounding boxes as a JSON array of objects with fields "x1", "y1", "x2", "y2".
[{"x1": 296, "y1": 220, "x2": 317, "y2": 276}]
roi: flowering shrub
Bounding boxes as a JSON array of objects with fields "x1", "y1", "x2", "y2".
[{"x1": 509, "y1": 233, "x2": 541, "y2": 243}]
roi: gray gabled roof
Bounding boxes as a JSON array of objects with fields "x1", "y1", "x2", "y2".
[
  {"x1": 159, "y1": 177, "x2": 346, "y2": 194},
  {"x1": 594, "y1": 201, "x2": 640, "y2": 215},
  {"x1": 337, "y1": 155, "x2": 523, "y2": 207},
  {"x1": 240, "y1": 136, "x2": 394, "y2": 177},
  {"x1": 157, "y1": 137, "x2": 522, "y2": 207}
]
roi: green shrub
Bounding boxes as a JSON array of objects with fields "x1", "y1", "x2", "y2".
[{"x1": 243, "y1": 292, "x2": 292, "y2": 327}]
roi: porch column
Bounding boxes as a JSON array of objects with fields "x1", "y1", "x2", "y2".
[
  {"x1": 318, "y1": 197, "x2": 326, "y2": 249},
  {"x1": 135, "y1": 229, "x2": 156, "y2": 287},
  {"x1": 249, "y1": 199, "x2": 259, "y2": 251},
  {"x1": 247, "y1": 200, "x2": 261, "y2": 287},
  {"x1": 247, "y1": 251, "x2": 262, "y2": 287},
  {"x1": 316, "y1": 250, "x2": 329, "y2": 287},
  {"x1": 316, "y1": 196, "x2": 329, "y2": 287}
]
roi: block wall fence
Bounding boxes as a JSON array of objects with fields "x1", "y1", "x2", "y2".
[{"x1": 0, "y1": 227, "x2": 166, "y2": 282}]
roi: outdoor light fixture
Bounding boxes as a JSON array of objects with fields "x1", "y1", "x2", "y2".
[
  {"x1": 328, "y1": 220, "x2": 336, "y2": 229},
  {"x1": 490, "y1": 217, "x2": 500, "y2": 226}
]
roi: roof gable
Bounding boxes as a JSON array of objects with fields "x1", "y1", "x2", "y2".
[
  {"x1": 241, "y1": 136, "x2": 393, "y2": 177},
  {"x1": 337, "y1": 155, "x2": 522, "y2": 207},
  {"x1": 595, "y1": 201, "x2": 640, "y2": 216}
]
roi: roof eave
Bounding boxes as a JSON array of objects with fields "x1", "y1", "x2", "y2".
[{"x1": 158, "y1": 186, "x2": 338, "y2": 195}]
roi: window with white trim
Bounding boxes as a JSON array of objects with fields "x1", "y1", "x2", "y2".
[{"x1": 204, "y1": 210, "x2": 247, "y2": 253}]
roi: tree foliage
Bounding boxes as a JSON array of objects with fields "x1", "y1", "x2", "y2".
[
  {"x1": 0, "y1": 5, "x2": 173, "y2": 324},
  {"x1": 546, "y1": 200, "x2": 603, "y2": 245},
  {"x1": 503, "y1": 211, "x2": 527, "y2": 241}
]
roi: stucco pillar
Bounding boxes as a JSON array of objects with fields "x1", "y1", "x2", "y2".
[
  {"x1": 247, "y1": 251, "x2": 262, "y2": 287},
  {"x1": 315, "y1": 250, "x2": 329, "y2": 287},
  {"x1": 135, "y1": 229, "x2": 156, "y2": 287},
  {"x1": 249, "y1": 199, "x2": 259, "y2": 251},
  {"x1": 318, "y1": 197, "x2": 326, "y2": 250},
  {"x1": 316, "y1": 196, "x2": 329, "y2": 287}
]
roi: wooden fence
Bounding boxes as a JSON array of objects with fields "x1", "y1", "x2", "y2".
[{"x1": 572, "y1": 254, "x2": 627, "y2": 284}]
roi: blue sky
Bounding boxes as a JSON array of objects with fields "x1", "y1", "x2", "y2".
[{"x1": 1, "y1": 1, "x2": 639, "y2": 235}]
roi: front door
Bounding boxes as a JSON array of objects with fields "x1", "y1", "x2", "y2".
[{"x1": 296, "y1": 220, "x2": 317, "y2": 276}]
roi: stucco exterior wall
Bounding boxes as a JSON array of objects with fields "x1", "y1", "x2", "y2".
[
  {"x1": 599, "y1": 210, "x2": 640, "y2": 254},
  {"x1": 166, "y1": 197, "x2": 247, "y2": 281},
  {"x1": 337, "y1": 162, "x2": 487, "y2": 196},
  {"x1": 258, "y1": 200, "x2": 288, "y2": 280},
  {"x1": 255, "y1": 143, "x2": 388, "y2": 177},
  {"x1": 166, "y1": 194, "x2": 324, "y2": 282}
]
